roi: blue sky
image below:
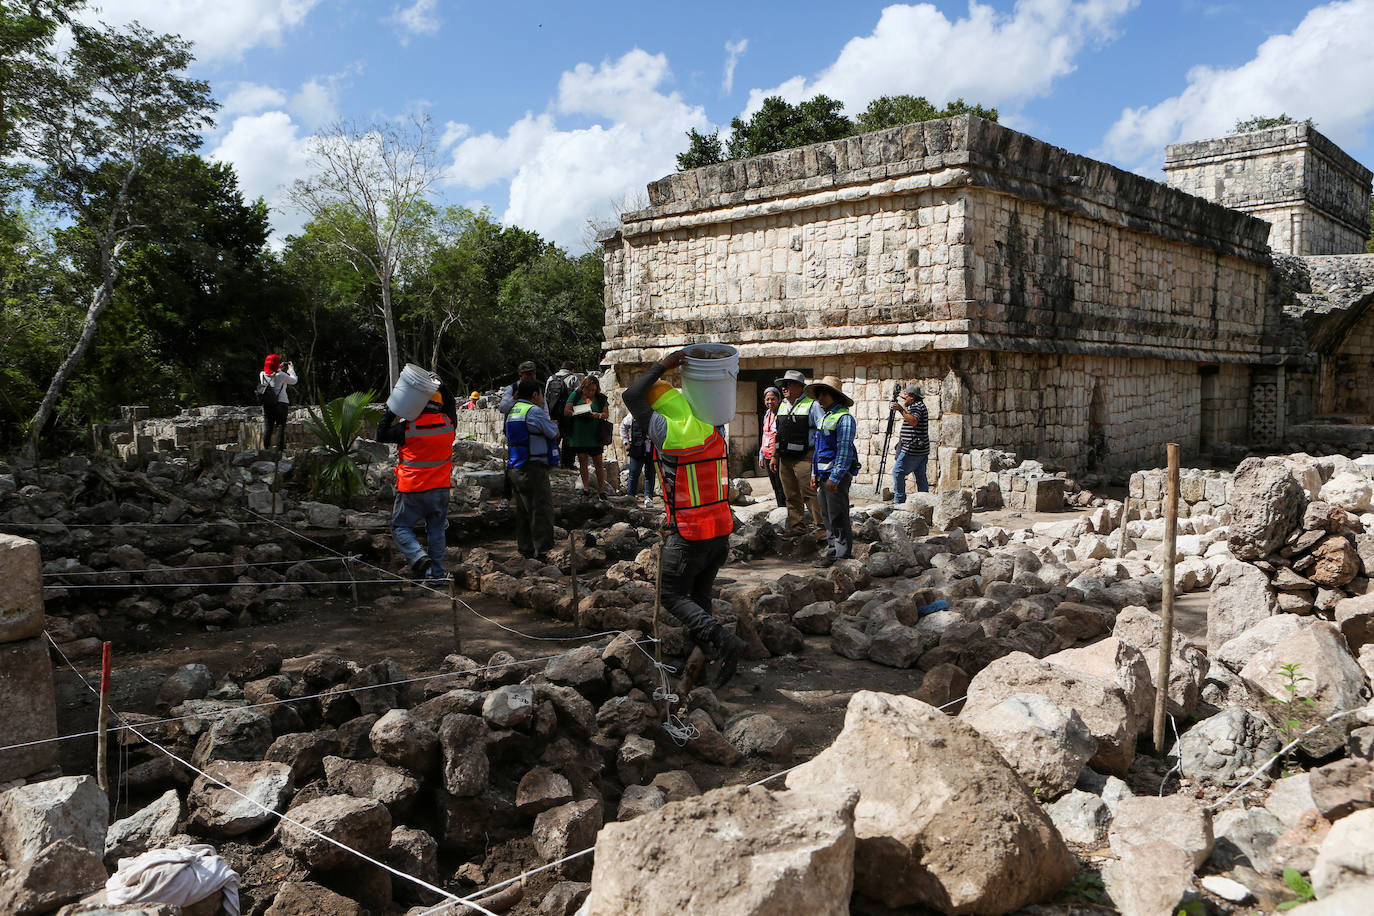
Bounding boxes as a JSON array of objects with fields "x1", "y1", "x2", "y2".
[{"x1": 88, "y1": 0, "x2": 1373, "y2": 248}]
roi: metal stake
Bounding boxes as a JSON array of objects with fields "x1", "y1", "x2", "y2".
[{"x1": 97, "y1": 641, "x2": 112, "y2": 796}]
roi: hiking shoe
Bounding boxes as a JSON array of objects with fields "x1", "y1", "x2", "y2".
[
  {"x1": 410, "y1": 555, "x2": 432, "y2": 577},
  {"x1": 812, "y1": 556, "x2": 836, "y2": 569}
]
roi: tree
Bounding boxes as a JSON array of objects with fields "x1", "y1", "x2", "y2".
[
  {"x1": 1233, "y1": 114, "x2": 1300, "y2": 133},
  {"x1": 289, "y1": 115, "x2": 440, "y2": 389},
  {"x1": 16, "y1": 21, "x2": 215, "y2": 453},
  {"x1": 0, "y1": 0, "x2": 81, "y2": 174},
  {"x1": 676, "y1": 93, "x2": 999, "y2": 171},
  {"x1": 676, "y1": 128, "x2": 724, "y2": 170},
  {"x1": 725, "y1": 95, "x2": 854, "y2": 160},
  {"x1": 856, "y1": 94, "x2": 998, "y2": 132}
]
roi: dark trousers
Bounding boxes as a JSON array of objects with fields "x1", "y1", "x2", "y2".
[
  {"x1": 660, "y1": 532, "x2": 729, "y2": 647},
  {"x1": 764, "y1": 460, "x2": 787, "y2": 506},
  {"x1": 817, "y1": 475, "x2": 854, "y2": 559},
  {"x1": 509, "y1": 462, "x2": 554, "y2": 557},
  {"x1": 262, "y1": 402, "x2": 288, "y2": 450}
]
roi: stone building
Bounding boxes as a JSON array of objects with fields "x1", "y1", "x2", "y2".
[
  {"x1": 1164, "y1": 122, "x2": 1372, "y2": 257},
  {"x1": 598, "y1": 115, "x2": 1289, "y2": 489}
]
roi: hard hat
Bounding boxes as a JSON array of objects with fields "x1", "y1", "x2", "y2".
[{"x1": 470, "y1": 391, "x2": 480, "y2": 399}]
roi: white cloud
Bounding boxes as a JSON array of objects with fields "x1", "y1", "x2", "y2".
[
  {"x1": 291, "y1": 78, "x2": 339, "y2": 129},
  {"x1": 743, "y1": 0, "x2": 1135, "y2": 116},
  {"x1": 388, "y1": 0, "x2": 442, "y2": 44},
  {"x1": 208, "y1": 110, "x2": 314, "y2": 240},
  {"x1": 87, "y1": 0, "x2": 320, "y2": 62},
  {"x1": 440, "y1": 120, "x2": 470, "y2": 149},
  {"x1": 1100, "y1": 0, "x2": 1374, "y2": 172},
  {"x1": 722, "y1": 38, "x2": 748, "y2": 95},
  {"x1": 218, "y1": 82, "x2": 288, "y2": 122},
  {"x1": 444, "y1": 49, "x2": 709, "y2": 248}
]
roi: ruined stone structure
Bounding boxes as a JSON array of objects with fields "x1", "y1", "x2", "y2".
[
  {"x1": 95, "y1": 405, "x2": 313, "y2": 459},
  {"x1": 1164, "y1": 123, "x2": 1373, "y2": 257},
  {"x1": 0, "y1": 534, "x2": 60, "y2": 784},
  {"x1": 599, "y1": 115, "x2": 1283, "y2": 487}
]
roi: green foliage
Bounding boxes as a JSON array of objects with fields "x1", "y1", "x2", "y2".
[
  {"x1": 726, "y1": 95, "x2": 854, "y2": 160},
  {"x1": 677, "y1": 93, "x2": 998, "y2": 171},
  {"x1": 1277, "y1": 867, "x2": 1315, "y2": 910},
  {"x1": 1233, "y1": 114, "x2": 1301, "y2": 133},
  {"x1": 856, "y1": 95, "x2": 998, "y2": 132},
  {"x1": 1269, "y1": 661, "x2": 1317, "y2": 770},
  {"x1": 1065, "y1": 871, "x2": 1104, "y2": 903},
  {"x1": 301, "y1": 390, "x2": 380, "y2": 499},
  {"x1": 676, "y1": 128, "x2": 725, "y2": 170},
  {"x1": 1174, "y1": 900, "x2": 1205, "y2": 916}
]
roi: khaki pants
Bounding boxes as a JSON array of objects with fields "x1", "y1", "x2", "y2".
[{"x1": 779, "y1": 453, "x2": 822, "y2": 534}]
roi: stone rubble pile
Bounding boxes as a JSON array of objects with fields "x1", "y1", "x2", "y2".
[{"x1": 1, "y1": 630, "x2": 799, "y2": 915}]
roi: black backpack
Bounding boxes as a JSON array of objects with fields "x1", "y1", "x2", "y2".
[
  {"x1": 544, "y1": 374, "x2": 570, "y2": 423},
  {"x1": 256, "y1": 375, "x2": 280, "y2": 409}
]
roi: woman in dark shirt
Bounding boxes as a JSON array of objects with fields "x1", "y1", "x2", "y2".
[{"x1": 565, "y1": 375, "x2": 610, "y2": 498}]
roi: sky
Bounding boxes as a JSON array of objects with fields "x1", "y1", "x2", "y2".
[{"x1": 83, "y1": 0, "x2": 1374, "y2": 250}]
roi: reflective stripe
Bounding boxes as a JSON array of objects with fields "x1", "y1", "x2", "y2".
[
  {"x1": 399, "y1": 457, "x2": 450, "y2": 468},
  {"x1": 406, "y1": 426, "x2": 453, "y2": 438}
]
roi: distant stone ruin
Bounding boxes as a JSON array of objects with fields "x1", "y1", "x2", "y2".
[{"x1": 599, "y1": 115, "x2": 1374, "y2": 487}]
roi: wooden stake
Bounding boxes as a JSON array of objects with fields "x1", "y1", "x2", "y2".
[
  {"x1": 449, "y1": 575, "x2": 462, "y2": 654},
  {"x1": 97, "y1": 641, "x2": 112, "y2": 796},
  {"x1": 1117, "y1": 492, "x2": 1131, "y2": 559},
  {"x1": 1153, "y1": 443, "x2": 1181, "y2": 754}
]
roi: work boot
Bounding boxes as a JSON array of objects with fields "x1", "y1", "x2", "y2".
[
  {"x1": 707, "y1": 631, "x2": 749, "y2": 689},
  {"x1": 812, "y1": 556, "x2": 836, "y2": 569},
  {"x1": 410, "y1": 555, "x2": 432, "y2": 578}
]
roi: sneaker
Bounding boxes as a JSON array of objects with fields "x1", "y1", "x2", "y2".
[
  {"x1": 410, "y1": 555, "x2": 432, "y2": 577},
  {"x1": 811, "y1": 556, "x2": 836, "y2": 569},
  {"x1": 643, "y1": 496, "x2": 654, "y2": 509}
]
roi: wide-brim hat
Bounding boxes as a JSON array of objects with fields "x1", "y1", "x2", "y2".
[
  {"x1": 804, "y1": 375, "x2": 853, "y2": 407},
  {"x1": 775, "y1": 369, "x2": 808, "y2": 388},
  {"x1": 517, "y1": 360, "x2": 537, "y2": 373}
]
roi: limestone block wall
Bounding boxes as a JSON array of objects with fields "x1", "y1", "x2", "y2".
[
  {"x1": 1129, "y1": 467, "x2": 1232, "y2": 519},
  {"x1": 1320, "y1": 305, "x2": 1374, "y2": 421},
  {"x1": 0, "y1": 535, "x2": 60, "y2": 783},
  {"x1": 1164, "y1": 123, "x2": 1373, "y2": 255}
]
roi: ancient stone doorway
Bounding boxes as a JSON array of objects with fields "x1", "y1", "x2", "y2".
[
  {"x1": 1086, "y1": 378, "x2": 1108, "y2": 471},
  {"x1": 1198, "y1": 365, "x2": 1219, "y2": 453},
  {"x1": 735, "y1": 367, "x2": 812, "y2": 477}
]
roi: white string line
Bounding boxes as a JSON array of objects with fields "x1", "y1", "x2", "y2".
[
  {"x1": 421, "y1": 750, "x2": 839, "y2": 915},
  {"x1": 2, "y1": 635, "x2": 659, "y2": 757},
  {"x1": 43, "y1": 556, "x2": 352, "y2": 576},
  {"x1": 242, "y1": 507, "x2": 659, "y2": 647},
  {"x1": 43, "y1": 633, "x2": 487, "y2": 915},
  {"x1": 46, "y1": 578, "x2": 422, "y2": 590},
  {"x1": 4, "y1": 520, "x2": 276, "y2": 528},
  {"x1": 1207, "y1": 705, "x2": 1369, "y2": 812}
]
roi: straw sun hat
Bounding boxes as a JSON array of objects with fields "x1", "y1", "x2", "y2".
[{"x1": 804, "y1": 375, "x2": 853, "y2": 407}]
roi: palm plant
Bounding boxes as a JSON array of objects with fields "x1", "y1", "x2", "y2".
[{"x1": 301, "y1": 390, "x2": 380, "y2": 499}]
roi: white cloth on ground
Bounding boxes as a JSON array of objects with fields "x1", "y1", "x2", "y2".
[{"x1": 105, "y1": 844, "x2": 240, "y2": 915}]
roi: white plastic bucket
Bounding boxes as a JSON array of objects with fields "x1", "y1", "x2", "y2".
[
  {"x1": 387, "y1": 363, "x2": 440, "y2": 421},
  {"x1": 680, "y1": 343, "x2": 739, "y2": 426}
]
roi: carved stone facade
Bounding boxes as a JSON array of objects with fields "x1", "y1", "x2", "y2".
[
  {"x1": 1164, "y1": 123, "x2": 1373, "y2": 256},
  {"x1": 600, "y1": 116, "x2": 1278, "y2": 487}
]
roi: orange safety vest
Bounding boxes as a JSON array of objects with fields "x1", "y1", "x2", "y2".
[
  {"x1": 395, "y1": 408, "x2": 455, "y2": 493},
  {"x1": 652, "y1": 386, "x2": 733, "y2": 541}
]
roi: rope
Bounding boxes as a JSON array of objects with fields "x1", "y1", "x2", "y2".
[
  {"x1": 1207, "y1": 705, "x2": 1369, "y2": 812},
  {"x1": 3, "y1": 635, "x2": 659, "y2": 757},
  {"x1": 46, "y1": 577, "x2": 420, "y2": 590},
  {"x1": 4, "y1": 520, "x2": 275, "y2": 528},
  {"x1": 42, "y1": 556, "x2": 353, "y2": 576},
  {"x1": 43, "y1": 633, "x2": 483, "y2": 914}
]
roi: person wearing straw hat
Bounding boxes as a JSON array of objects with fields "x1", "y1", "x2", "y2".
[
  {"x1": 377, "y1": 384, "x2": 457, "y2": 579},
  {"x1": 623, "y1": 349, "x2": 748, "y2": 688},
  {"x1": 807, "y1": 375, "x2": 860, "y2": 568},
  {"x1": 773, "y1": 369, "x2": 825, "y2": 540}
]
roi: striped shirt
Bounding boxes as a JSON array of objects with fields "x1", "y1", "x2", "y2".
[{"x1": 897, "y1": 398, "x2": 929, "y2": 457}]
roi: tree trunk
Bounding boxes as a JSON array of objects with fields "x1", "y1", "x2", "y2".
[
  {"x1": 380, "y1": 268, "x2": 399, "y2": 389},
  {"x1": 26, "y1": 239, "x2": 125, "y2": 456}
]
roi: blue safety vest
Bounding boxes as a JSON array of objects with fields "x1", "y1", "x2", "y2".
[
  {"x1": 506, "y1": 401, "x2": 557, "y2": 468},
  {"x1": 814, "y1": 406, "x2": 859, "y2": 477}
]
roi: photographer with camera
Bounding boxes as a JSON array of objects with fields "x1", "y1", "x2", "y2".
[
  {"x1": 257, "y1": 354, "x2": 298, "y2": 452},
  {"x1": 890, "y1": 383, "x2": 930, "y2": 507}
]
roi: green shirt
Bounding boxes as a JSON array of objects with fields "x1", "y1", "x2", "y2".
[{"x1": 565, "y1": 391, "x2": 608, "y2": 449}]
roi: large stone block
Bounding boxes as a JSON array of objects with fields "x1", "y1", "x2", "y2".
[
  {"x1": 0, "y1": 534, "x2": 43, "y2": 644},
  {"x1": 0, "y1": 637, "x2": 59, "y2": 783}
]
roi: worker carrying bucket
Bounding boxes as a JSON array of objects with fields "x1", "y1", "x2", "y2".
[
  {"x1": 623, "y1": 346, "x2": 748, "y2": 692},
  {"x1": 378, "y1": 366, "x2": 455, "y2": 580}
]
